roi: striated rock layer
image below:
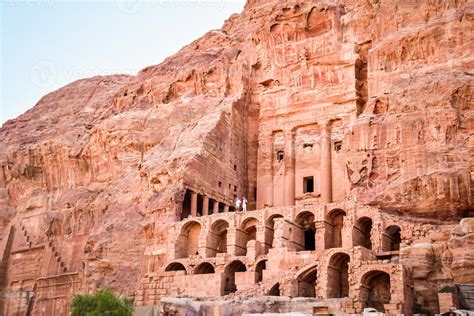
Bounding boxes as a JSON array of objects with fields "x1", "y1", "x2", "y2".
[{"x1": 0, "y1": 0, "x2": 473, "y2": 315}]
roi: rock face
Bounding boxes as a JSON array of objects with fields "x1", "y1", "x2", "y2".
[{"x1": 0, "y1": 0, "x2": 473, "y2": 315}]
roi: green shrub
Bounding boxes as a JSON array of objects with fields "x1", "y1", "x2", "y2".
[{"x1": 71, "y1": 290, "x2": 133, "y2": 316}]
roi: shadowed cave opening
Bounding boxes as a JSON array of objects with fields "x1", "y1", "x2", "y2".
[{"x1": 223, "y1": 260, "x2": 246, "y2": 295}]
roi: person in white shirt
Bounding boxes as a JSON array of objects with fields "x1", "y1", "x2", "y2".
[
  {"x1": 235, "y1": 197, "x2": 241, "y2": 211},
  {"x1": 242, "y1": 197, "x2": 248, "y2": 212}
]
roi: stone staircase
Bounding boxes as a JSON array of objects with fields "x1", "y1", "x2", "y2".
[
  {"x1": 47, "y1": 238, "x2": 68, "y2": 274},
  {"x1": 20, "y1": 224, "x2": 33, "y2": 248},
  {"x1": 19, "y1": 221, "x2": 68, "y2": 274}
]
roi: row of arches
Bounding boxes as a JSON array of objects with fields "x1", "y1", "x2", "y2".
[
  {"x1": 176, "y1": 212, "x2": 402, "y2": 259},
  {"x1": 165, "y1": 255, "x2": 392, "y2": 312},
  {"x1": 353, "y1": 217, "x2": 401, "y2": 251},
  {"x1": 296, "y1": 252, "x2": 350, "y2": 299},
  {"x1": 177, "y1": 217, "x2": 263, "y2": 258},
  {"x1": 165, "y1": 259, "x2": 268, "y2": 296},
  {"x1": 295, "y1": 257, "x2": 392, "y2": 312},
  {"x1": 165, "y1": 262, "x2": 215, "y2": 274},
  {"x1": 291, "y1": 211, "x2": 401, "y2": 252}
]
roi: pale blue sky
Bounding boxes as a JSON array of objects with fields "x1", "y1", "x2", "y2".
[{"x1": 0, "y1": 0, "x2": 245, "y2": 124}]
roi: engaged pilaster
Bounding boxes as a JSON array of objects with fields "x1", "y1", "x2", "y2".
[
  {"x1": 202, "y1": 196, "x2": 209, "y2": 216},
  {"x1": 213, "y1": 200, "x2": 219, "y2": 214},
  {"x1": 256, "y1": 133, "x2": 274, "y2": 209},
  {"x1": 320, "y1": 121, "x2": 333, "y2": 204},
  {"x1": 191, "y1": 192, "x2": 198, "y2": 217},
  {"x1": 284, "y1": 129, "x2": 295, "y2": 206}
]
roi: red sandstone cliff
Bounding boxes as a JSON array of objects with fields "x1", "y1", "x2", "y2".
[{"x1": 0, "y1": 0, "x2": 472, "y2": 314}]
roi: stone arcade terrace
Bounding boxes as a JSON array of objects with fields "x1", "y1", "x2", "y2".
[{"x1": 136, "y1": 201, "x2": 416, "y2": 315}]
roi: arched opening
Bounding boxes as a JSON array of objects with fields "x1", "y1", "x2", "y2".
[
  {"x1": 266, "y1": 214, "x2": 283, "y2": 252},
  {"x1": 181, "y1": 189, "x2": 192, "y2": 220},
  {"x1": 165, "y1": 262, "x2": 187, "y2": 274},
  {"x1": 240, "y1": 217, "x2": 259, "y2": 255},
  {"x1": 255, "y1": 260, "x2": 267, "y2": 283},
  {"x1": 297, "y1": 265, "x2": 317, "y2": 297},
  {"x1": 328, "y1": 209, "x2": 346, "y2": 248},
  {"x1": 382, "y1": 225, "x2": 401, "y2": 251},
  {"x1": 353, "y1": 217, "x2": 373, "y2": 249},
  {"x1": 360, "y1": 271, "x2": 391, "y2": 312},
  {"x1": 194, "y1": 262, "x2": 215, "y2": 274},
  {"x1": 327, "y1": 253, "x2": 350, "y2": 298},
  {"x1": 176, "y1": 221, "x2": 201, "y2": 258},
  {"x1": 268, "y1": 283, "x2": 280, "y2": 296},
  {"x1": 296, "y1": 211, "x2": 316, "y2": 251},
  {"x1": 207, "y1": 220, "x2": 229, "y2": 257},
  {"x1": 223, "y1": 260, "x2": 247, "y2": 295}
]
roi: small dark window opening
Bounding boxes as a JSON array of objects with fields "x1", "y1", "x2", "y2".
[
  {"x1": 197, "y1": 194, "x2": 203, "y2": 216},
  {"x1": 208, "y1": 199, "x2": 215, "y2": 215},
  {"x1": 276, "y1": 151, "x2": 284, "y2": 162},
  {"x1": 334, "y1": 141, "x2": 342, "y2": 153},
  {"x1": 254, "y1": 188, "x2": 257, "y2": 200},
  {"x1": 218, "y1": 181, "x2": 222, "y2": 188},
  {"x1": 303, "y1": 143, "x2": 313, "y2": 149},
  {"x1": 181, "y1": 190, "x2": 192, "y2": 220},
  {"x1": 234, "y1": 186, "x2": 237, "y2": 192},
  {"x1": 303, "y1": 176, "x2": 314, "y2": 193},
  {"x1": 304, "y1": 229, "x2": 316, "y2": 250},
  {"x1": 234, "y1": 165, "x2": 237, "y2": 171}
]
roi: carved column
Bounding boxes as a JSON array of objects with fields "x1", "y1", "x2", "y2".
[
  {"x1": 213, "y1": 200, "x2": 219, "y2": 214},
  {"x1": 227, "y1": 228, "x2": 245, "y2": 256},
  {"x1": 284, "y1": 129, "x2": 295, "y2": 206},
  {"x1": 315, "y1": 220, "x2": 326, "y2": 250},
  {"x1": 202, "y1": 196, "x2": 209, "y2": 216},
  {"x1": 272, "y1": 218, "x2": 288, "y2": 248},
  {"x1": 341, "y1": 215, "x2": 352, "y2": 248},
  {"x1": 190, "y1": 192, "x2": 198, "y2": 217},
  {"x1": 256, "y1": 133, "x2": 274, "y2": 209},
  {"x1": 256, "y1": 225, "x2": 266, "y2": 253},
  {"x1": 224, "y1": 205, "x2": 229, "y2": 213},
  {"x1": 320, "y1": 121, "x2": 333, "y2": 203}
]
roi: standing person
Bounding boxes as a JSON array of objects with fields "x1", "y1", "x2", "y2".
[
  {"x1": 242, "y1": 197, "x2": 248, "y2": 213},
  {"x1": 235, "y1": 197, "x2": 241, "y2": 211}
]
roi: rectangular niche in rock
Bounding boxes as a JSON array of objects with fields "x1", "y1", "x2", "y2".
[{"x1": 303, "y1": 176, "x2": 314, "y2": 193}]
